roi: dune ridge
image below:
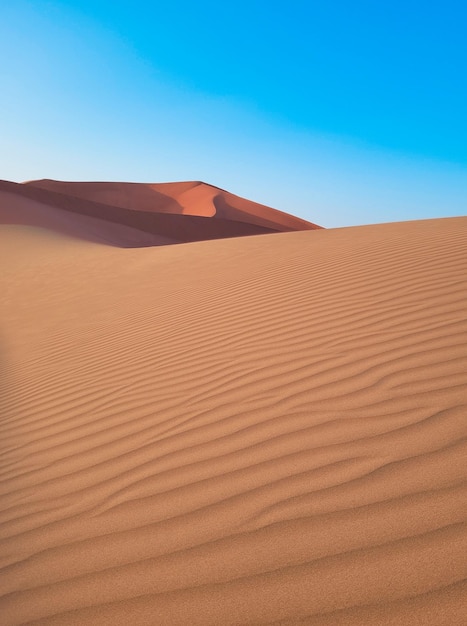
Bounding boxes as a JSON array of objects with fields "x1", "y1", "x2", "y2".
[
  {"x1": 0, "y1": 184, "x2": 466, "y2": 625},
  {"x1": 24, "y1": 179, "x2": 321, "y2": 232},
  {"x1": 2, "y1": 180, "x2": 309, "y2": 247}
]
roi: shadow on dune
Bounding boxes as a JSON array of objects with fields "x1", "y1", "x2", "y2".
[
  {"x1": 25, "y1": 179, "x2": 189, "y2": 215},
  {"x1": 0, "y1": 188, "x2": 174, "y2": 248},
  {"x1": 0, "y1": 180, "x2": 281, "y2": 248},
  {"x1": 27, "y1": 179, "x2": 322, "y2": 231},
  {"x1": 212, "y1": 193, "x2": 314, "y2": 231}
]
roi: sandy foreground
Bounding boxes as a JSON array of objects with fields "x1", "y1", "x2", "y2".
[{"x1": 1, "y1": 182, "x2": 466, "y2": 624}]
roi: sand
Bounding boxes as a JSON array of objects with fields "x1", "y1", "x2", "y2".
[
  {"x1": 0, "y1": 181, "x2": 466, "y2": 625},
  {"x1": 2, "y1": 180, "x2": 320, "y2": 247},
  {"x1": 24, "y1": 179, "x2": 320, "y2": 232}
]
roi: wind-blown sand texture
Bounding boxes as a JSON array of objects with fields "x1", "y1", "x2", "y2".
[{"x1": 0, "y1": 181, "x2": 466, "y2": 625}]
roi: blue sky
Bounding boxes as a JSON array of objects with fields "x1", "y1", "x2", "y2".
[{"x1": 1, "y1": 1, "x2": 466, "y2": 227}]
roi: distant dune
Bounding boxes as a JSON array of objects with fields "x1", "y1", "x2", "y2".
[
  {"x1": 24, "y1": 179, "x2": 321, "y2": 232},
  {"x1": 0, "y1": 180, "x2": 466, "y2": 625},
  {"x1": 0, "y1": 180, "x2": 319, "y2": 248}
]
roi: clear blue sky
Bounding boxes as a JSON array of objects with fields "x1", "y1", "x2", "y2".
[{"x1": 1, "y1": 1, "x2": 466, "y2": 227}]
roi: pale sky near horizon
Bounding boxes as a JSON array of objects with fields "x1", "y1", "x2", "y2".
[{"x1": 1, "y1": 1, "x2": 466, "y2": 227}]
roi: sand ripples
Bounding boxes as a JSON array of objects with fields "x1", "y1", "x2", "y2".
[{"x1": 1, "y1": 216, "x2": 466, "y2": 624}]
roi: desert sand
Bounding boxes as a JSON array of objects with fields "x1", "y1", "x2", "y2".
[{"x1": 0, "y1": 180, "x2": 466, "y2": 625}]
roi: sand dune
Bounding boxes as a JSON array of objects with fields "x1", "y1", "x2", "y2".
[
  {"x1": 0, "y1": 184, "x2": 174, "y2": 247},
  {"x1": 0, "y1": 183, "x2": 466, "y2": 625},
  {"x1": 25, "y1": 179, "x2": 320, "y2": 231},
  {"x1": 2, "y1": 180, "x2": 313, "y2": 247}
]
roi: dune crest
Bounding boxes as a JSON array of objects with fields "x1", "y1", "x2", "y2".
[
  {"x1": 0, "y1": 181, "x2": 466, "y2": 625},
  {"x1": 0, "y1": 179, "x2": 319, "y2": 248},
  {"x1": 25, "y1": 179, "x2": 321, "y2": 231}
]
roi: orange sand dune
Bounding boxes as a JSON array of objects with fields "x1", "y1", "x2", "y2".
[
  {"x1": 0, "y1": 188, "x2": 466, "y2": 625},
  {"x1": 1, "y1": 180, "x2": 316, "y2": 246},
  {"x1": 0, "y1": 183, "x2": 175, "y2": 247},
  {"x1": 25, "y1": 179, "x2": 321, "y2": 231}
]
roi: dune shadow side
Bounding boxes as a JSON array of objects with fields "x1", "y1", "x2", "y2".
[{"x1": 0, "y1": 180, "x2": 280, "y2": 246}]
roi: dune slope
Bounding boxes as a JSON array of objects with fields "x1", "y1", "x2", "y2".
[
  {"x1": 1, "y1": 180, "x2": 292, "y2": 246},
  {"x1": 25, "y1": 179, "x2": 321, "y2": 231},
  {"x1": 0, "y1": 214, "x2": 466, "y2": 625},
  {"x1": 0, "y1": 184, "x2": 175, "y2": 247}
]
